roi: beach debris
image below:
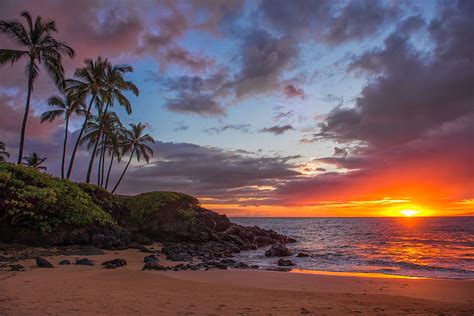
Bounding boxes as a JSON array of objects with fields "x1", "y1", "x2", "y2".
[
  {"x1": 9, "y1": 264, "x2": 25, "y2": 271},
  {"x1": 278, "y1": 259, "x2": 295, "y2": 267},
  {"x1": 265, "y1": 244, "x2": 292, "y2": 257},
  {"x1": 59, "y1": 259, "x2": 71, "y2": 265},
  {"x1": 144, "y1": 254, "x2": 159, "y2": 264},
  {"x1": 75, "y1": 258, "x2": 95, "y2": 266},
  {"x1": 102, "y1": 258, "x2": 127, "y2": 269},
  {"x1": 36, "y1": 257, "x2": 54, "y2": 268},
  {"x1": 296, "y1": 252, "x2": 309, "y2": 258}
]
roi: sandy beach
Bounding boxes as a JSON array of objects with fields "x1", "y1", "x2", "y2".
[{"x1": 1, "y1": 246, "x2": 473, "y2": 315}]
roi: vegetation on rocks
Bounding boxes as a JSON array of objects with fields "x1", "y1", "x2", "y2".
[{"x1": 0, "y1": 163, "x2": 112, "y2": 234}]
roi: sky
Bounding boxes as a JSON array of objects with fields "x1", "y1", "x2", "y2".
[{"x1": 0, "y1": 0, "x2": 473, "y2": 217}]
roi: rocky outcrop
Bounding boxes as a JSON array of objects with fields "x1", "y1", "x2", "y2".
[
  {"x1": 277, "y1": 259, "x2": 295, "y2": 266},
  {"x1": 265, "y1": 244, "x2": 292, "y2": 257},
  {"x1": 75, "y1": 258, "x2": 94, "y2": 266}
]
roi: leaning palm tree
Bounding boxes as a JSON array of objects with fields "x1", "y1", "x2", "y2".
[
  {"x1": 40, "y1": 91, "x2": 85, "y2": 179},
  {"x1": 81, "y1": 109, "x2": 123, "y2": 185},
  {"x1": 0, "y1": 141, "x2": 10, "y2": 162},
  {"x1": 83, "y1": 63, "x2": 139, "y2": 183},
  {"x1": 0, "y1": 11, "x2": 74, "y2": 164},
  {"x1": 23, "y1": 152, "x2": 47, "y2": 170},
  {"x1": 112, "y1": 123, "x2": 154, "y2": 194},
  {"x1": 64, "y1": 57, "x2": 109, "y2": 179},
  {"x1": 104, "y1": 129, "x2": 124, "y2": 190}
]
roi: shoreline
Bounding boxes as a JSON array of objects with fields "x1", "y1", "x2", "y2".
[{"x1": 2, "y1": 245, "x2": 473, "y2": 315}]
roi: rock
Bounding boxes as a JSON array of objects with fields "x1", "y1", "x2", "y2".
[
  {"x1": 144, "y1": 255, "x2": 159, "y2": 264},
  {"x1": 138, "y1": 246, "x2": 154, "y2": 253},
  {"x1": 75, "y1": 258, "x2": 94, "y2": 266},
  {"x1": 36, "y1": 257, "x2": 54, "y2": 268},
  {"x1": 59, "y1": 259, "x2": 71, "y2": 265},
  {"x1": 142, "y1": 262, "x2": 167, "y2": 271},
  {"x1": 102, "y1": 258, "x2": 127, "y2": 269},
  {"x1": 9, "y1": 264, "x2": 24, "y2": 271},
  {"x1": 278, "y1": 259, "x2": 295, "y2": 266},
  {"x1": 265, "y1": 267, "x2": 292, "y2": 272},
  {"x1": 254, "y1": 236, "x2": 277, "y2": 247},
  {"x1": 0, "y1": 255, "x2": 9, "y2": 262},
  {"x1": 265, "y1": 244, "x2": 292, "y2": 257},
  {"x1": 296, "y1": 252, "x2": 309, "y2": 258},
  {"x1": 131, "y1": 234, "x2": 153, "y2": 245}
]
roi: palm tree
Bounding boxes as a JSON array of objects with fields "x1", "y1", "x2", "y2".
[
  {"x1": 40, "y1": 92, "x2": 85, "y2": 179},
  {"x1": 64, "y1": 57, "x2": 109, "y2": 179},
  {"x1": 83, "y1": 63, "x2": 139, "y2": 183},
  {"x1": 0, "y1": 11, "x2": 74, "y2": 164},
  {"x1": 104, "y1": 130, "x2": 124, "y2": 190},
  {"x1": 0, "y1": 141, "x2": 10, "y2": 162},
  {"x1": 112, "y1": 123, "x2": 154, "y2": 194},
  {"x1": 81, "y1": 110, "x2": 122, "y2": 185},
  {"x1": 23, "y1": 152, "x2": 47, "y2": 170}
]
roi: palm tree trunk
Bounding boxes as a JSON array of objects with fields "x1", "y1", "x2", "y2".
[
  {"x1": 97, "y1": 146, "x2": 102, "y2": 186},
  {"x1": 67, "y1": 95, "x2": 95, "y2": 179},
  {"x1": 105, "y1": 151, "x2": 115, "y2": 190},
  {"x1": 86, "y1": 132, "x2": 100, "y2": 183},
  {"x1": 61, "y1": 117, "x2": 69, "y2": 179},
  {"x1": 112, "y1": 148, "x2": 135, "y2": 194},
  {"x1": 17, "y1": 62, "x2": 34, "y2": 164},
  {"x1": 100, "y1": 133, "x2": 107, "y2": 187}
]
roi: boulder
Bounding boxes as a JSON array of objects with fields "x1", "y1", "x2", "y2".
[
  {"x1": 144, "y1": 254, "x2": 159, "y2": 264},
  {"x1": 59, "y1": 259, "x2": 71, "y2": 265},
  {"x1": 10, "y1": 264, "x2": 25, "y2": 271},
  {"x1": 102, "y1": 258, "x2": 127, "y2": 269},
  {"x1": 36, "y1": 257, "x2": 54, "y2": 268},
  {"x1": 296, "y1": 252, "x2": 309, "y2": 258},
  {"x1": 142, "y1": 262, "x2": 168, "y2": 271},
  {"x1": 254, "y1": 236, "x2": 277, "y2": 247},
  {"x1": 265, "y1": 244, "x2": 292, "y2": 257},
  {"x1": 75, "y1": 258, "x2": 94, "y2": 266},
  {"x1": 278, "y1": 259, "x2": 295, "y2": 266}
]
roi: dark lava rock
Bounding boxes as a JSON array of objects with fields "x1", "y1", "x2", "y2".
[
  {"x1": 144, "y1": 254, "x2": 159, "y2": 264},
  {"x1": 296, "y1": 252, "x2": 309, "y2": 258},
  {"x1": 278, "y1": 259, "x2": 295, "y2": 266},
  {"x1": 131, "y1": 233, "x2": 153, "y2": 245},
  {"x1": 59, "y1": 259, "x2": 71, "y2": 265},
  {"x1": 102, "y1": 258, "x2": 127, "y2": 269},
  {"x1": 0, "y1": 255, "x2": 9, "y2": 262},
  {"x1": 10, "y1": 264, "x2": 25, "y2": 271},
  {"x1": 36, "y1": 257, "x2": 54, "y2": 268},
  {"x1": 253, "y1": 236, "x2": 277, "y2": 247},
  {"x1": 142, "y1": 262, "x2": 168, "y2": 271},
  {"x1": 265, "y1": 267, "x2": 292, "y2": 272},
  {"x1": 138, "y1": 246, "x2": 154, "y2": 253},
  {"x1": 265, "y1": 244, "x2": 292, "y2": 257},
  {"x1": 75, "y1": 258, "x2": 94, "y2": 266}
]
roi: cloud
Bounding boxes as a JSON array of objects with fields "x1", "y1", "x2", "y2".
[
  {"x1": 165, "y1": 93, "x2": 226, "y2": 117},
  {"x1": 283, "y1": 84, "x2": 305, "y2": 99},
  {"x1": 203, "y1": 124, "x2": 251, "y2": 135},
  {"x1": 233, "y1": 29, "x2": 298, "y2": 98},
  {"x1": 259, "y1": 0, "x2": 400, "y2": 45},
  {"x1": 173, "y1": 122, "x2": 189, "y2": 132},
  {"x1": 260, "y1": 125, "x2": 294, "y2": 135}
]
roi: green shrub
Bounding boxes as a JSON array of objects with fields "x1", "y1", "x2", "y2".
[
  {"x1": 0, "y1": 163, "x2": 113, "y2": 232},
  {"x1": 118, "y1": 191, "x2": 199, "y2": 226}
]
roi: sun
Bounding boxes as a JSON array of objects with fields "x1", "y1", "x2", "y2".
[{"x1": 400, "y1": 209, "x2": 419, "y2": 217}]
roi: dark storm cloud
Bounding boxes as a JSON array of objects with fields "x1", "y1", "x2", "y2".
[
  {"x1": 260, "y1": 125, "x2": 294, "y2": 135},
  {"x1": 203, "y1": 124, "x2": 252, "y2": 135}
]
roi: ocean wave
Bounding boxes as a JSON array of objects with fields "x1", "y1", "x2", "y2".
[{"x1": 366, "y1": 259, "x2": 474, "y2": 274}]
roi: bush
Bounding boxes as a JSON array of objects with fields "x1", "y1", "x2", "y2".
[
  {"x1": 118, "y1": 191, "x2": 199, "y2": 227},
  {"x1": 0, "y1": 163, "x2": 113, "y2": 233}
]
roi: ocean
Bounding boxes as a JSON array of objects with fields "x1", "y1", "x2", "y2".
[{"x1": 231, "y1": 217, "x2": 474, "y2": 279}]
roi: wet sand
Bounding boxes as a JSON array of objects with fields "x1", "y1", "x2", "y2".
[{"x1": 1, "y1": 247, "x2": 473, "y2": 315}]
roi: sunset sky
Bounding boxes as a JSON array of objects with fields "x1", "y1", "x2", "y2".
[{"x1": 0, "y1": 0, "x2": 472, "y2": 217}]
